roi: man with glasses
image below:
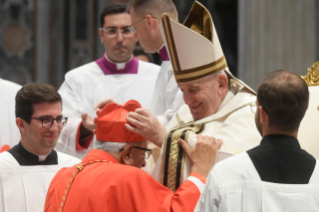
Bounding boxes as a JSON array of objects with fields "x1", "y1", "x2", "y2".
[
  {"x1": 45, "y1": 100, "x2": 222, "y2": 212},
  {"x1": 0, "y1": 83, "x2": 80, "y2": 166},
  {"x1": 195, "y1": 69, "x2": 319, "y2": 212},
  {"x1": 57, "y1": 3, "x2": 159, "y2": 159}
]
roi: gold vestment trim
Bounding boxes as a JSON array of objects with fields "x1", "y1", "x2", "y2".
[
  {"x1": 59, "y1": 160, "x2": 111, "y2": 212},
  {"x1": 174, "y1": 57, "x2": 227, "y2": 80},
  {"x1": 301, "y1": 61, "x2": 319, "y2": 86}
]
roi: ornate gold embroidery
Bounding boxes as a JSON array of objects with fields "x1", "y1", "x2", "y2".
[
  {"x1": 161, "y1": 101, "x2": 255, "y2": 192},
  {"x1": 161, "y1": 123, "x2": 204, "y2": 192},
  {"x1": 59, "y1": 160, "x2": 112, "y2": 212},
  {"x1": 301, "y1": 61, "x2": 319, "y2": 86}
]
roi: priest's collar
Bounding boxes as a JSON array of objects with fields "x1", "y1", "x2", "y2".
[
  {"x1": 95, "y1": 54, "x2": 139, "y2": 75},
  {"x1": 260, "y1": 134, "x2": 301, "y2": 149},
  {"x1": 8, "y1": 142, "x2": 58, "y2": 166},
  {"x1": 158, "y1": 45, "x2": 170, "y2": 61}
]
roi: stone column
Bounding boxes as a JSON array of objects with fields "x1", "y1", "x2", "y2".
[
  {"x1": 36, "y1": 0, "x2": 51, "y2": 84},
  {"x1": 238, "y1": 0, "x2": 319, "y2": 90}
]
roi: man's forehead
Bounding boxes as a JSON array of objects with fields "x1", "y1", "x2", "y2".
[
  {"x1": 178, "y1": 81, "x2": 201, "y2": 89},
  {"x1": 103, "y1": 12, "x2": 131, "y2": 27}
]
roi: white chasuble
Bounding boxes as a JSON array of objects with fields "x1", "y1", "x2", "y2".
[
  {"x1": 57, "y1": 56, "x2": 160, "y2": 159},
  {"x1": 152, "y1": 85, "x2": 261, "y2": 191}
]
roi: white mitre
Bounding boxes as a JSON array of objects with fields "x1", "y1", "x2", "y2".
[
  {"x1": 159, "y1": 1, "x2": 255, "y2": 94},
  {"x1": 299, "y1": 61, "x2": 319, "y2": 159}
]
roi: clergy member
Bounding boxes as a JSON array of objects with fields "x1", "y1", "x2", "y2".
[
  {"x1": 125, "y1": 1, "x2": 261, "y2": 191},
  {"x1": 57, "y1": 3, "x2": 160, "y2": 159},
  {"x1": 127, "y1": 0, "x2": 184, "y2": 126},
  {"x1": 195, "y1": 70, "x2": 319, "y2": 212},
  {"x1": 44, "y1": 100, "x2": 221, "y2": 212},
  {"x1": 0, "y1": 83, "x2": 80, "y2": 166},
  {"x1": 0, "y1": 78, "x2": 21, "y2": 149}
]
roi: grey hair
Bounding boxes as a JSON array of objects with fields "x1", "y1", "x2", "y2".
[{"x1": 95, "y1": 140, "x2": 129, "y2": 153}]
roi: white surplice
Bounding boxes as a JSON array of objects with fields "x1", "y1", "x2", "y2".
[
  {"x1": 195, "y1": 153, "x2": 319, "y2": 212},
  {"x1": 0, "y1": 150, "x2": 80, "y2": 212},
  {"x1": 0, "y1": 78, "x2": 21, "y2": 148},
  {"x1": 153, "y1": 46, "x2": 185, "y2": 126},
  {"x1": 152, "y1": 85, "x2": 261, "y2": 185},
  {"x1": 57, "y1": 56, "x2": 160, "y2": 159}
]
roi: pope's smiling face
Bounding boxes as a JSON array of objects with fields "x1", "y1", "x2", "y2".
[
  {"x1": 99, "y1": 12, "x2": 137, "y2": 63},
  {"x1": 179, "y1": 74, "x2": 227, "y2": 121}
]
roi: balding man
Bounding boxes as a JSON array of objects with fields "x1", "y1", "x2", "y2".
[{"x1": 195, "y1": 69, "x2": 319, "y2": 212}]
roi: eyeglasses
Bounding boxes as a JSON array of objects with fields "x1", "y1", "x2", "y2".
[
  {"x1": 129, "y1": 16, "x2": 157, "y2": 32},
  {"x1": 31, "y1": 116, "x2": 68, "y2": 129},
  {"x1": 120, "y1": 145, "x2": 153, "y2": 159},
  {"x1": 100, "y1": 27, "x2": 135, "y2": 37}
]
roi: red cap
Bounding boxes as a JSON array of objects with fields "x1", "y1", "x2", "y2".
[{"x1": 95, "y1": 100, "x2": 145, "y2": 143}]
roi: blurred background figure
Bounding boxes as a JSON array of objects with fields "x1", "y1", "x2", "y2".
[
  {"x1": 1, "y1": 0, "x2": 317, "y2": 90},
  {"x1": 133, "y1": 45, "x2": 154, "y2": 63}
]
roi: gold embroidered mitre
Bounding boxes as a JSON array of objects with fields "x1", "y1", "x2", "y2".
[
  {"x1": 160, "y1": 1, "x2": 255, "y2": 94},
  {"x1": 302, "y1": 61, "x2": 319, "y2": 86}
]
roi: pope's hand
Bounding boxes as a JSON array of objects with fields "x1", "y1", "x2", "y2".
[
  {"x1": 179, "y1": 135, "x2": 222, "y2": 177},
  {"x1": 125, "y1": 108, "x2": 167, "y2": 147}
]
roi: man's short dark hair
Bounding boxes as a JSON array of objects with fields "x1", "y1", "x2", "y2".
[
  {"x1": 133, "y1": 45, "x2": 154, "y2": 63},
  {"x1": 16, "y1": 83, "x2": 62, "y2": 123},
  {"x1": 100, "y1": 3, "x2": 129, "y2": 28},
  {"x1": 127, "y1": 0, "x2": 177, "y2": 19},
  {"x1": 257, "y1": 69, "x2": 309, "y2": 132}
]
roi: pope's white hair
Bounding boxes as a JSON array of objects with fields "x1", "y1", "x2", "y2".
[{"x1": 95, "y1": 140, "x2": 128, "y2": 153}]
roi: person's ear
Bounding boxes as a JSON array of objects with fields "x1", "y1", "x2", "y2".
[
  {"x1": 121, "y1": 145, "x2": 134, "y2": 165},
  {"x1": 145, "y1": 15, "x2": 156, "y2": 29},
  {"x1": 16, "y1": 118, "x2": 27, "y2": 133},
  {"x1": 218, "y1": 74, "x2": 228, "y2": 95},
  {"x1": 98, "y1": 28, "x2": 104, "y2": 43},
  {"x1": 259, "y1": 106, "x2": 268, "y2": 124}
]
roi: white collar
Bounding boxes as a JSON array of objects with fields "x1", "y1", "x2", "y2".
[
  {"x1": 104, "y1": 54, "x2": 133, "y2": 70},
  {"x1": 22, "y1": 144, "x2": 52, "y2": 161}
]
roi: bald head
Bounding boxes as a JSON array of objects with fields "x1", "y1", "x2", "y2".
[
  {"x1": 257, "y1": 69, "x2": 309, "y2": 132},
  {"x1": 127, "y1": 0, "x2": 178, "y2": 20}
]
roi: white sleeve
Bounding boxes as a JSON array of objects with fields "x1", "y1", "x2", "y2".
[
  {"x1": 56, "y1": 75, "x2": 93, "y2": 158},
  {"x1": 156, "y1": 89, "x2": 184, "y2": 126},
  {"x1": 194, "y1": 171, "x2": 221, "y2": 212}
]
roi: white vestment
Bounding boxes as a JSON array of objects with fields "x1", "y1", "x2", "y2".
[
  {"x1": 0, "y1": 150, "x2": 80, "y2": 167},
  {"x1": 0, "y1": 150, "x2": 80, "y2": 212},
  {"x1": 298, "y1": 86, "x2": 319, "y2": 159},
  {"x1": 0, "y1": 78, "x2": 21, "y2": 148},
  {"x1": 195, "y1": 153, "x2": 319, "y2": 212},
  {"x1": 152, "y1": 59, "x2": 184, "y2": 126},
  {"x1": 57, "y1": 56, "x2": 160, "y2": 159},
  {"x1": 152, "y1": 86, "x2": 261, "y2": 189}
]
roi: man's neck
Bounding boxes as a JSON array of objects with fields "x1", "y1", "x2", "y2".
[
  {"x1": 20, "y1": 139, "x2": 51, "y2": 156},
  {"x1": 105, "y1": 54, "x2": 132, "y2": 64},
  {"x1": 263, "y1": 130, "x2": 298, "y2": 138}
]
